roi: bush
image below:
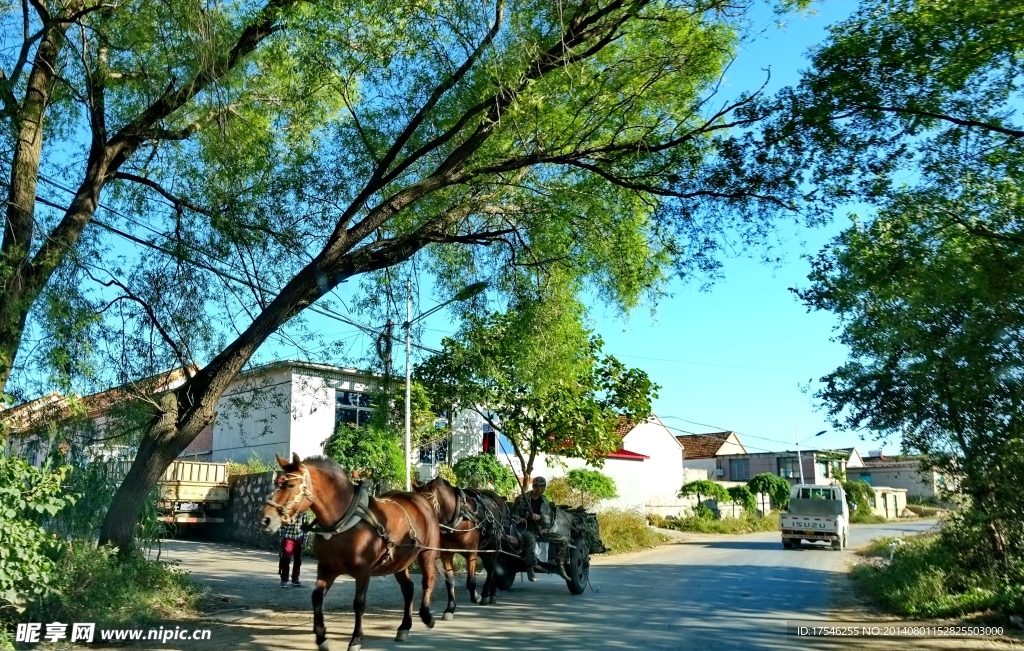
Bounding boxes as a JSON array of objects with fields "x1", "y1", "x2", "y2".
[
  {"x1": 31, "y1": 544, "x2": 203, "y2": 626},
  {"x1": 0, "y1": 456, "x2": 73, "y2": 618},
  {"x1": 853, "y1": 515, "x2": 1024, "y2": 618},
  {"x1": 452, "y1": 454, "x2": 518, "y2": 497},
  {"x1": 651, "y1": 512, "x2": 779, "y2": 534},
  {"x1": 596, "y1": 509, "x2": 665, "y2": 554},
  {"x1": 322, "y1": 422, "x2": 405, "y2": 490},
  {"x1": 226, "y1": 454, "x2": 276, "y2": 477}
]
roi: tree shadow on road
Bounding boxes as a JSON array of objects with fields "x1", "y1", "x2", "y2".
[{"x1": 141, "y1": 542, "x2": 847, "y2": 651}]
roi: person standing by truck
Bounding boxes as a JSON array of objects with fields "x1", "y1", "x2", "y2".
[{"x1": 278, "y1": 510, "x2": 310, "y2": 587}]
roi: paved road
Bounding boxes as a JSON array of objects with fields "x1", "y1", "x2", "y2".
[{"x1": 138, "y1": 520, "x2": 951, "y2": 651}]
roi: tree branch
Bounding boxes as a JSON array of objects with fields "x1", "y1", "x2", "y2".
[{"x1": 855, "y1": 104, "x2": 1024, "y2": 139}]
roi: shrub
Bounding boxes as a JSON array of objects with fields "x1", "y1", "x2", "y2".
[
  {"x1": 0, "y1": 456, "x2": 73, "y2": 618},
  {"x1": 653, "y1": 512, "x2": 778, "y2": 534},
  {"x1": 452, "y1": 454, "x2": 517, "y2": 497},
  {"x1": 226, "y1": 454, "x2": 276, "y2": 477},
  {"x1": 596, "y1": 509, "x2": 665, "y2": 554},
  {"x1": 853, "y1": 515, "x2": 1024, "y2": 618},
  {"x1": 32, "y1": 544, "x2": 202, "y2": 626},
  {"x1": 435, "y1": 463, "x2": 457, "y2": 485},
  {"x1": 546, "y1": 477, "x2": 573, "y2": 506}
]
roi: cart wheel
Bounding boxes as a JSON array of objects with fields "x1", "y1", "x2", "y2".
[
  {"x1": 566, "y1": 536, "x2": 589, "y2": 595},
  {"x1": 493, "y1": 554, "x2": 517, "y2": 591}
]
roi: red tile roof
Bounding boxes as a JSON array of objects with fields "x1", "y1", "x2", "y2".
[
  {"x1": 613, "y1": 415, "x2": 635, "y2": 439},
  {"x1": 675, "y1": 432, "x2": 735, "y2": 459},
  {"x1": 604, "y1": 449, "x2": 649, "y2": 461}
]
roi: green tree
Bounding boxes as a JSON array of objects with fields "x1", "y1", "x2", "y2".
[
  {"x1": 451, "y1": 453, "x2": 517, "y2": 498},
  {"x1": 564, "y1": 469, "x2": 618, "y2": 509},
  {"x1": 842, "y1": 480, "x2": 874, "y2": 521},
  {"x1": 419, "y1": 286, "x2": 657, "y2": 492},
  {"x1": 797, "y1": 195, "x2": 1024, "y2": 561},
  {"x1": 726, "y1": 485, "x2": 757, "y2": 515},
  {"x1": 322, "y1": 383, "x2": 436, "y2": 490},
  {"x1": 747, "y1": 472, "x2": 791, "y2": 512},
  {"x1": 0, "y1": 0, "x2": 817, "y2": 551},
  {"x1": 678, "y1": 480, "x2": 730, "y2": 519},
  {"x1": 322, "y1": 423, "x2": 405, "y2": 490}
]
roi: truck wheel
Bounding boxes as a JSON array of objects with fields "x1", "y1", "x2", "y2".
[
  {"x1": 782, "y1": 540, "x2": 793, "y2": 549},
  {"x1": 832, "y1": 537, "x2": 843, "y2": 551},
  {"x1": 566, "y1": 536, "x2": 590, "y2": 595}
]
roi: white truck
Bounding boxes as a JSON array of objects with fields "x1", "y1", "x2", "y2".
[{"x1": 779, "y1": 484, "x2": 850, "y2": 551}]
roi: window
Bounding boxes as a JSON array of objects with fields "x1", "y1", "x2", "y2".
[
  {"x1": 799, "y1": 487, "x2": 836, "y2": 500},
  {"x1": 860, "y1": 473, "x2": 873, "y2": 485},
  {"x1": 335, "y1": 390, "x2": 373, "y2": 428},
  {"x1": 482, "y1": 430, "x2": 496, "y2": 455},
  {"x1": 817, "y1": 460, "x2": 829, "y2": 479},
  {"x1": 777, "y1": 457, "x2": 800, "y2": 479},
  {"x1": 419, "y1": 438, "x2": 449, "y2": 464},
  {"x1": 729, "y1": 459, "x2": 750, "y2": 481}
]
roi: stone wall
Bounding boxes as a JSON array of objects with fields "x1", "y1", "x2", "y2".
[{"x1": 224, "y1": 471, "x2": 278, "y2": 550}]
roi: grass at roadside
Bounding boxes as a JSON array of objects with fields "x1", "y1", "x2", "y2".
[
  {"x1": 850, "y1": 512, "x2": 888, "y2": 524},
  {"x1": 37, "y1": 544, "x2": 203, "y2": 625},
  {"x1": 648, "y1": 512, "x2": 779, "y2": 534},
  {"x1": 852, "y1": 533, "x2": 1022, "y2": 618},
  {"x1": 597, "y1": 509, "x2": 667, "y2": 554}
]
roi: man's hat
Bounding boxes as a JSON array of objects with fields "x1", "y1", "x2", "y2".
[{"x1": 532, "y1": 476, "x2": 547, "y2": 486}]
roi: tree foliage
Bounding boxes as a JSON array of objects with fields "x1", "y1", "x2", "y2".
[
  {"x1": 0, "y1": 456, "x2": 72, "y2": 615},
  {"x1": 747, "y1": 472, "x2": 790, "y2": 511},
  {"x1": 726, "y1": 484, "x2": 757, "y2": 515},
  {"x1": 0, "y1": 0, "x2": 819, "y2": 550},
  {"x1": 451, "y1": 453, "x2": 517, "y2": 498},
  {"x1": 419, "y1": 285, "x2": 657, "y2": 490},
  {"x1": 563, "y1": 468, "x2": 618, "y2": 509},
  {"x1": 321, "y1": 384, "x2": 435, "y2": 490},
  {"x1": 678, "y1": 479, "x2": 730, "y2": 505}
]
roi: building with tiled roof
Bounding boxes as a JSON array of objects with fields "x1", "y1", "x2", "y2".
[{"x1": 675, "y1": 431, "x2": 747, "y2": 481}]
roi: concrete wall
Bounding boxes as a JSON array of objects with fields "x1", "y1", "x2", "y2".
[
  {"x1": 849, "y1": 465, "x2": 940, "y2": 498},
  {"x1": 289, "y1": 372, "x2": 337, "y2": 461},
  {"x1": 212, "y1": 368, "x2": 293, "y2": 464},
  {"x1": 683, "y1": 464, "x2": 714, "y2": 481}
]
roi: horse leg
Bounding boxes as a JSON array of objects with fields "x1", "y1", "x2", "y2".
[
  {"x1": 348, "y1": 573, "x2": 370, "y2": 651},
  {"x1": 482, "y1": 554, "x2": 496, "y2": 605},
  {"x1": 313, "y1": 573, "x2": 337, "y2": 650},
  {"x1": 440, "y1": 552, "x2": 457, "y2": 620},
  {"x1": 418, "y1": 550, "x2": 437, "y2": 629},
  {"x1": 394, "y1": 568, "x2": 415, "y2": 642},
  {"x1": 466, "y1": 552, "x2": 482, "y2": 604}
]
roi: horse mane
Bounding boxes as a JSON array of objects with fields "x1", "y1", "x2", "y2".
[{"x1": 300, "y1": 456, "x2": 351, "y2": 485}]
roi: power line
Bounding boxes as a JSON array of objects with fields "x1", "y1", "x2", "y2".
[{"x1": 614, "y1": 353, "x2": 814, "y2": 375}]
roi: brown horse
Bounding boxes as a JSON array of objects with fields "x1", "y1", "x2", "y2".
[
  {"x1": 261, "y1": 454, "x2": 439, "y2": 651},
  {"x1": 414, "y1": 476, "x2": 508, "y2": 614}
]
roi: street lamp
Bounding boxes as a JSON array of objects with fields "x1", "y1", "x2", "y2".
[
  {"x1": 403, "y1": 280, "x2": 487, "y2": 490},
  {"x1": 795, "y1": 429, "x2": 827, "y2": 484}
]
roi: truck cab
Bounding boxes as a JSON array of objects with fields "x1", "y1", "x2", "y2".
[{"x1": 779, "y1": 484, "x2": 850, "y2": 551}]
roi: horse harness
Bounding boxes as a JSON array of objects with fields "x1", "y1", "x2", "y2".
[{"x1": 267, "y1": 469, "x2": 421, "y2": 569}]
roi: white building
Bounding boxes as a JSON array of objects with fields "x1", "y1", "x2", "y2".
[{"x1": 485, "y1": 415, "x2": 691, "y2": 516}]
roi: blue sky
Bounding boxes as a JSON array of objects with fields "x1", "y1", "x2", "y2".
[{"x1": 270, "y1": 3, "x2": 898, "y2": 458}]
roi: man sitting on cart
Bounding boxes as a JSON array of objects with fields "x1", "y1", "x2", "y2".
[{"x1": 510, "y1": 476, "x2": 569, "y2": 582}]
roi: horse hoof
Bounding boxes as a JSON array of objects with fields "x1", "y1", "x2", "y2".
[
  {"x1": 395, "y1": 630, "x2": 409, "y2": 642},
  {"x1": 442, "y1": 611, "x2": 454, "y2": 621},
  {"x1": 488, "y1": 596, "x2": 497, "y2": 605},
  {"x1": 318, "y1": 642, "x2": 330, "y2": 651},
  {"x1": 425, "y1": 617, "x2": 435, "y2": 629},
  {"x1": 471, "y1": 594, "x2": 482, "y2": 604}
]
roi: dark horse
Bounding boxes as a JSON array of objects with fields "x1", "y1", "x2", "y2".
[
  {"x1": 261, "y1": 454, "x2": 440, "y2": 651},
  {"x1": 413, "y1": 477, "x2": 508, "y2": 614}
]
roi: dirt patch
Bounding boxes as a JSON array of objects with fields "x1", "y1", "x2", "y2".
[{"x1": 825, "y1": 554, "x2": 1024, "y2": 650}]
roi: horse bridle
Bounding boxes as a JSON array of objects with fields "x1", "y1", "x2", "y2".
[{"x1": 265, "y1": 465, "x2": 316, "y2": 524}]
